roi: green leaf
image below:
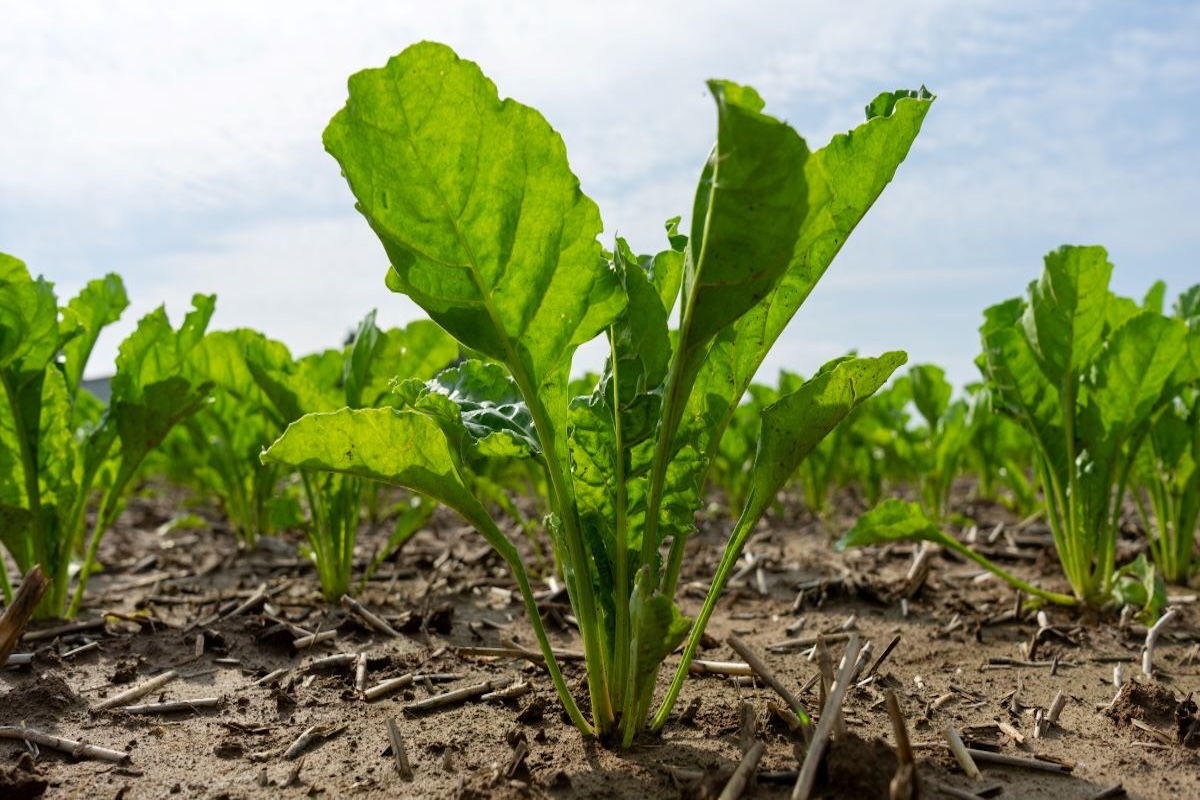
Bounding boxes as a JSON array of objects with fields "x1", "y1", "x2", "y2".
[
  {"x1": 687, "y1": 89, "x2": 933, "y2": 456},
  {"x1": 1087, "y1": 312, "x2": 1186, "y2": 440},
  {"x1": 1111, "y1": 554, "x2": 1166, "y2": 621},
  {"x1": 742, "y1": 352, "x2": 906, "y2": 525},
  {"x1": 979, "y1": 296, "x2": 1065, "y2": 473},
  {"x1": 908, "y1": 363, "x2": 952, "y2": 431},
  {"x1": 680, "y1": 80, "x2": 809, "y2": 351},
  {"x1": 263, "y1": 407, "x2": 507, "y2": 552},
  {"x1": 60, "y1": 274, "x2": 128, "y2": 399},
  {"x1": 1022, "y1": 245, "x2": 1111, "y2": 386},
  {"x1": 629, "y1": 569, "x2": 690, "y2": 695},
  {"x1": 343, "y1": 310, "x2": 383, "y2": 409},
  {"x1": 836, "y1": 498, "x2": 958, "y2": 551},
  {"x1": 113, "y1": 295, "x2": 216, "y2": 401},
  {"x1": 610, "y1": 239, "x2": 673, "y2": 399},
  {"x1": 425, "y1": 360, "x2": 540, "y2": 457},
  {"x1": 865, "y1": 86, "x2": 935, "y2": 119},
  {"x1": 0, "y1": 254, "x2": 60, "y2": 379},
  {"x1": 189, "y1": 329, "x2": 292, "y2": 406},
  {"x1": 344, "y1": 314, "x2": 459, "y2": 409},
  {"x1": 1173, "y1": 285, "x2": 1200, "y2": 322},
  {"x1": 324, "y1": 41, "x2": 624, "y2": 464},
  {"x1": 1142, "y1": 280, "x2": 1167, "y2": 314}
]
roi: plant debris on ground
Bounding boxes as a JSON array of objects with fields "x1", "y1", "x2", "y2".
[{"x1": 2, "y1": 480, "x2": 1198, "y2": 799}]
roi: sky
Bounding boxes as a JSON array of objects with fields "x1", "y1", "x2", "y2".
[{"x1": 2, "y1": 1, "x2": 1198, "y2": 389}]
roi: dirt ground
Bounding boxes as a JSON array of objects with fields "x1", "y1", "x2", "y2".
[{"x1": 2, "y1": 482, "x2": 1199, "y2": 799}]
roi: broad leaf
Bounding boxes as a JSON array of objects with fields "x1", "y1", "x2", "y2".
[
  {"x1": 687, "y1": 89, "x2": 934, "y2": 455},
  {"x1": 837, "y1": 498, "x2": 956, "y2": 550},
  {"x1": 324, "y1": 41, "x2": 624, "y2": 466},
  {"x1": 1022, "y1": 245, "x2": 1111, "y2": 387},
  {"x1": 263, "y1": 407, "x2": 510, "y2": 555}
]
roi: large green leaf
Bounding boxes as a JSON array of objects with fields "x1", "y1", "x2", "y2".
[
  {"x1": 0, "y1": 255, "x2": 60, "y2": 379},
  {"x1": 324, "y1": 41, "x2": 624, "y2": 461},
  {"x1": 188, "y1": 329, "x2": 292, "y2": 405},
  {"x1": 979, "y1": 296, "x2": 1066, "y2": 476},
  {"x1": 112, "y1": 295, "x2": 216, "y2": 401},
  {"x1": 679, "y1": 81, "x2": 809, "y2": 351},
  {"x1": 1088, "y1": 312, "x2": 1187, "y2": 440},
  {"x1": 687, "y1": 89, "x2": 934, "y2": 454}
]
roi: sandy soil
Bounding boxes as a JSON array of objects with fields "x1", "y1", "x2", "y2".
[{"x1": 2, "y1": 483, "x2": 1198, "y2": 799}]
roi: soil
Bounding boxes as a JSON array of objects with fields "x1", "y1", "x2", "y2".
[{"x1": 3, "y1": 481, "x2": 1199, "y2": 799}]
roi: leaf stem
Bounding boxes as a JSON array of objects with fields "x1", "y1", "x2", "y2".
[
  {"x1": 517, "y1": 375, "x2": 615, "y2": 735},
  {"x1": 606, "y1": 340, "x2": 633, "y2": 722},
  {"x1": 67, "y1": 473, "x2": 126, "y2": 618},
  {"x1": 651, "y1": 510, "x2": 752, "y2": 731},
  {"x1": 944, "y1": 535, "x2": 1076, "y2": 607}
]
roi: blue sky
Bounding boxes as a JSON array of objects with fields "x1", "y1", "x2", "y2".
[{"x1": 2, "y1": 1, "x2": 1197, "y2": 388}]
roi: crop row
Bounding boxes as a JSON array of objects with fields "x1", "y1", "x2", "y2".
[{"x1": 2, "y1": 42, "x2": 1197, "y2": 746}]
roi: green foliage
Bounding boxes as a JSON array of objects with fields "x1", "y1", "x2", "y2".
[
  {"x1": 0, "y1": 254, "x2": 213, "y2": 617},
  {"x1": 156, "y1": 328, "x2": 300, "y2": 546},
  {"x1": 265, "y1": 42, "x2": 929, "y2": 744},
  {"x1": 890, "y1": 364, "x2": 972, "y2": 522},
  {"x1": 1132, "y1": 289, "x2": 1200, "y2": 583},
  {"x1": 977, "y1": 246, "x2": 1200, "y2": 606},
  {"x1": 964, "y1": 383, "x2": 1038, "y2": 516}
]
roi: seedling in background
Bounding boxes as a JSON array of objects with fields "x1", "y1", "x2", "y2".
[
  {"x1": 1133, "y1": 285, "x2": 1200, "y2": 585},
  {"x1": 264, "y1": 42, "x2": 931, "y2": 744},
  {"x1": 0, "y1": 255, "x2": 213, "y2": 618},
  {"x1": 842, "y1": 247, "x2": 1200, "y2": 610}
]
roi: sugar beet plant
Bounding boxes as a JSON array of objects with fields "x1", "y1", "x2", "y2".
[
  {"x1": 264, "y1": 42, "x2": 931, "y2": 744},
  {"x1": 0, "y1": 254, "x2": 213, "y2": 618},
  {"x1": 1132, "y1": 287, "x2": 1200, "y2": 584},
  {"x1": 842, "y1": 247, "x2": 1200, "y2": 608}
]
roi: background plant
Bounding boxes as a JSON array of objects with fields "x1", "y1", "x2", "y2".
[
  {"x1": 842, "y1": 247, "x2": 1200, "y2": 609},
  {"x1": 892, "y1": 363, "x2": 972, "y2": 522},
  {"x1": 0, "y1": 254, "x2": 213, "y2": 617},
  {"x1": 1132, "y1": 285, "x2": 1200, "y2": 584},
  {"x1": 963, "y1": 382, "x2": 1038, "y2": 516}
]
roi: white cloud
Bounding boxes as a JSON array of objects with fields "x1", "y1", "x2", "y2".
[{"x1": 2, "y1": 1, "x2": 1198, "y2": 386}]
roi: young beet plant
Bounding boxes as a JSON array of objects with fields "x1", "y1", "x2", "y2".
[
  {"x1": 264, "y1": 42, "x2": 931, "y2": 744},
  {"x1": 1132, "y1": 286, "x2": 1200, "y2": 584},
  {"x1": 841, "y1": 247, "x2": 1200, "y2": 609},
  {"x1": 0, "y1": 254, "x2": 214, "y2": 617}
]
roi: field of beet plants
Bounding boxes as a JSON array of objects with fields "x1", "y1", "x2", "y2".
[{"x1": 3, "y1": 42, "x2": 1199, "y2": 800}]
